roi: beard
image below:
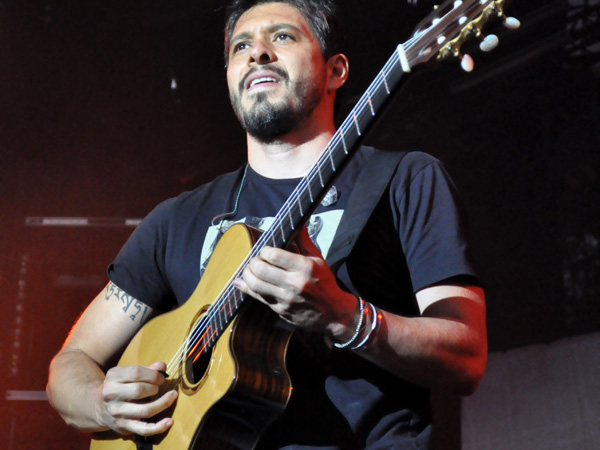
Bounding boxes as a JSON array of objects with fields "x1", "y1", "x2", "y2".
[{"x1": 229, "y1": 66, "x2": 323, "y2": 143}]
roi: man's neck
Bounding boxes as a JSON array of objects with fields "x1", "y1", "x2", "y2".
[{"x1": 246, "y1": 127, "x2": 335, "y2": 179}]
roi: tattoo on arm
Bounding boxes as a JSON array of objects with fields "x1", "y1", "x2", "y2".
[{"x1": 105, "y1": 282, "x2": 149, "y2": 322}]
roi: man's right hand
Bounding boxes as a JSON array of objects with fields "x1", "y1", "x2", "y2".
[{"x1": 96, "y1": 361, "x2": 178, "y2": 436}]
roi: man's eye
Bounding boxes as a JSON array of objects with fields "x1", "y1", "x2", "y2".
[
  {"x1": 275, "y1": 33, "x2": 293, "y2": 41},
  {"x1": 233, "y1": 42, "x2": 249, "y2": 53}
]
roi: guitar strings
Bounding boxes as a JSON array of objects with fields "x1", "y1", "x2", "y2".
[{"x1": 163, "y1": 26, "x2": 435, "y2": 379}]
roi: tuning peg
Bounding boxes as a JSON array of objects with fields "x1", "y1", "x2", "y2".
[
  {"x1": 491, "y1": 3, "x2": 521, "y2": 30},
  {"x1": 441, "y1": 45, "x2": 474, "y2": 72},
  {"x1": 460, "y1": 53, "x2": 474, "y2": 72},
  {"x1": 479, "y1": 34, "x2": 499, "y2": 52},
  {"x1": 503, "y1": 16, "x2": 521, "y2": 29},
  {"x1": 467, "y1": 24, "x2": 499, "y2": 53},
  {"x1": 492, "y1": 3, "x2": 521, "y2": 30}
]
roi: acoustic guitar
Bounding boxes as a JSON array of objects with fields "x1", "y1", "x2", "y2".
[{"x1": 90, "y1": 1, "x2": 517, "y2": 448}]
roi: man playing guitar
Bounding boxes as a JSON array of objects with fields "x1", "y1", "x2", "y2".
[{"x1": 47, "y1": 1, "x2": 487, "y2": 448}]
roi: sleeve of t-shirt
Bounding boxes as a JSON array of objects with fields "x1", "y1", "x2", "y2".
[
  {"x1": 107, "y1": 199, "x2": 177, "y2": 310},
  {"x1": 390, "y1": 152, "x2": 478, "y2": 293}
]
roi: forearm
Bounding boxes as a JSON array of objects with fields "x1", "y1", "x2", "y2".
[
  {"x1": 46, "y1": 349, "x2": 108, "y2": 432},
  {"x1": 332, "y1": 287, "x2": 487, "y2": 395},
  {"x1": 358, "y1": 309, "x2": 487, "y2": 395}
]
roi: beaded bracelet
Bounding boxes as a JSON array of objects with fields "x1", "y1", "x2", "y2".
[
  {"x1": 333, "y1": 297, "x2": 365, "y2": 349},
  {"x1": 350, "y1": 302, "x2": 380, "y2": 351}
]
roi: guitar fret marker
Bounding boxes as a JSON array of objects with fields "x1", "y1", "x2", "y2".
[
  {"x1": 396, "y1": 44, "x2": 411, "y2": 73},
  {"x1": 352, "y1": 114, "x2": 362, "y2": 136}
]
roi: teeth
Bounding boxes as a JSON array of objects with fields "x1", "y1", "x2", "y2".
[{"x1": 249, "y1": 77, "x2": 278, "y2": 88}]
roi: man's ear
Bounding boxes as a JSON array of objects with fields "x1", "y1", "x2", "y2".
[{"x1": 327, "y1": 53, "x2": 349, "y2": 93}]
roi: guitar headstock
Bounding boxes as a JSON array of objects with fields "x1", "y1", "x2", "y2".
[{"x1": 405, "y1": 0, "x2": 519, "y2": 72}]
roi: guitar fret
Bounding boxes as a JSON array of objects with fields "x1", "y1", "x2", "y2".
[
  {"x1": 205, "y1": 324, "x2": 213, "y2": 348},
  {"x1": 328, "y1": 147, "x2": 336, "y2": 171},
  {"x1": 352, "y1": 114, "x2": 362, "y2": 136},
  {"x1": 298, "y1": 199, "x2": 304, "y2": 217},
  {"x1": 205, "y1": 327, "x2": 211, "y2": 348},
  {"x1": 225, "y1": 296, "x2": 232, "y2": 317},
  {"x1": 340, "y1": 129, "x2": 348, "y2": 154},
  {"x1": 229, "y1": 293, "x2": 237, "y2": 316},
  {"x1": 367, "y1": 96, "x2": 375, "y2": 116},
  {"x1": 280, "y1": 223, "x2": 286, "y2": 243},
  {"x1": 382, "y1": 72, "x2": 390, "y2": 94},
  {"x1": 227, "y1": 293, "x2": 235, "y2": 319},
  {"x1": 288, "y1": 208, "x2": 295, "y2": 230},
  {"x1": 308, "y1": 181, "x2": 314, "y2": 203},
  {"x1": 318, "y1": 164, "x2": 324, "y2": 188}
]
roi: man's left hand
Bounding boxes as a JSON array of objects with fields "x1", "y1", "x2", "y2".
[{"x1": 233, "y1": 226, "x2": 357, "y2": 340}]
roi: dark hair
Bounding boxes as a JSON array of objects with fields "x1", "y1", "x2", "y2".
[{"x1": 224, "y1": 0, "x2": 347, "y2": 65}]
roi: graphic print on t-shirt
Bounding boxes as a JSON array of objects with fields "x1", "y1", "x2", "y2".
[{"x1": 199, "y1": 210, "x2": 343, "y2": 277}]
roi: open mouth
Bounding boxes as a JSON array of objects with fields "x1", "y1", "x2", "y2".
[
  {"x1": 243, "y1": 70, "x2": 285, "y2": 92},
  {"x1": 248, "y1": 76, "x2": 280, "y2": 89}
]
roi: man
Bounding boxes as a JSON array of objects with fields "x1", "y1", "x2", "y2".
[{"x1": 46, "y1": 0, "x2": 487, "y2": 448}]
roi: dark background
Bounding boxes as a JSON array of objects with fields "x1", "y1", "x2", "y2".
[{"x1": 1, "y1": 0, "x2": 598, "y2": 448}]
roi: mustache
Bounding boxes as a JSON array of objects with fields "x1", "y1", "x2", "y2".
[{"x1": 238, "y1": 64, "x2": 289, "y2": 93}]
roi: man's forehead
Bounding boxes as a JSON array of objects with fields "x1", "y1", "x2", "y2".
[{"x1": 232, "y1": 2, "x2": 311, "y2": 37}]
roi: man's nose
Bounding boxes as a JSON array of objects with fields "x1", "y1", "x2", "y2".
[{"x1": 249, "y1": 41, "x2": 275, "y2": 64}]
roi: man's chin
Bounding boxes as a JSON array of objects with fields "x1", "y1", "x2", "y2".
[
  {"x1": 242, "y1": 91, "x2": 278, "y2": 109},
  {"x1": 243, "y1": 112, "x2": 298, "y2": 143}
]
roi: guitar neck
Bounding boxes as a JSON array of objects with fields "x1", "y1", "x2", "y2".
[{"x1": 262, "y1": 46, "x2": 413, "y2": 250}]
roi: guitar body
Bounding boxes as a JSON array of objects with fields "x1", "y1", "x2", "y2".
[{"x1": 90, "y1": 224, "x2": 294, "y2": 450}]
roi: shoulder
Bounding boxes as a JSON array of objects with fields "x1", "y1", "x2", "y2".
[
  {"x1": 394, "y1": 150, "x2": 443, "y2": 179},
  {"x1": 125, "y1": 166, "x2": 244, "y2": 245},
  {"x1": 359, "y1": 146, "x2": 440, "y2": 170},
  {"x1": 173, "y1": 167, "x2": 243, "y2": 209},
  {"x1": 148, "y1": 167, "x2": 244, "y2": 219},
  {"x1": 358, "y1": 147, "x2": 445, "y2": 188}
]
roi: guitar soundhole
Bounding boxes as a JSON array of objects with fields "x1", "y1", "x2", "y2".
[
  {"x1": 181, "y1": 310, "x2": 216, "y2": 393},
  {"x1": 185, "y1": 345, "x2": 212, "y2": 386}
]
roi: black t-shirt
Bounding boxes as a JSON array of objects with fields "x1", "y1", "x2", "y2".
[{"x1": 108, "y1": 146, "x2": 478, "y2": 449}]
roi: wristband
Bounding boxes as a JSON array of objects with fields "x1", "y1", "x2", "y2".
[
  {"x1": 333, "y1": 297, "x2": 365, "y2": 349},
  {"x1": 350, "y1": 302, "x2": 380, "y2": 351}
]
